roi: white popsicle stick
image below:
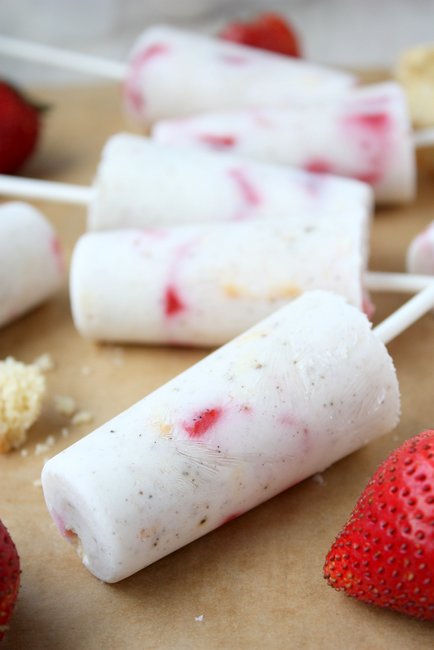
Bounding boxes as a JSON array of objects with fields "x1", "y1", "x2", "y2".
[
  {"x1": 374, "y1": 282, "x2": 434, "y2": 344},
  {"x1": 365, "y1": 271, "x2": 433, "y2": 294},
  {"x1": 0, "y1": 35, "x2": 125, "y2": 80},
  {"x1": 1, "y1": 31, "x2": 433, "y2": 153},
  {"x1": 413, "y1": 128, "x2": 434, "y2": 149},
  {"x1": 0, "y1": 175, "x2": 92, "y2": 205}
]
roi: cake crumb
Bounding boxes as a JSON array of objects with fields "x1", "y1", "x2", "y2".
[
  {"x1": 20, "y1": 448, "x2": 29, "y2": 458},
  {"x1": 71, "y1": 410, "x2": 94, "y2": 426},
  {"x1": 81, "y1": 365, "x2": 91, "y2": 376},
  {"x1": 0, "y1": 357, "x2": 46, "y2": 453},
  {"x1": 54, "y1": 395, "x2": 77, "y2": 418},
  {"x1": 33, "y1": 353, "x2": 55, "y2": 372},
  {"x1": 312, "y1": 473, "x2": 326, "y2": 486},
  {"x1": 33, "y1": 478, "x2": 42, "y2": 488},
  {"x1": 35, "y1": 442, "x2": 49, "y2": 456},
  {"x1": 194, "y1": 615, "x2": 204, "y2": 622},
  {"x1": 61, "y1": 427, "x2": 70, "y2": 438}
]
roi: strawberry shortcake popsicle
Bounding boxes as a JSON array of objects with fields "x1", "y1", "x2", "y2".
[
  {"x1": 71, "y1": 209, "x2": 370, "y2": 347},
  {"x1": 42, "y1": 291, "x2": 400, "y2": 582},
  {"x1": 88, "y1": 134, "x2": 372, "y2": 230},
  {"x1": 153, "y1": 82, "x2": 415, "y2": 204},
  {"x1": 0, "y1": 202, "x2": 64, "y2": 327},
  {"x1": 407, "y1": 221, "x2": 434, "y2": 275},
  {"x1": 123, "y1": 25, "x2": 356, "y2": 125}
]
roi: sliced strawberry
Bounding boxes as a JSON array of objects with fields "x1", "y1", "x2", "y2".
[{"x1": 324, "y1": 430, "x2": 434, "y2": 621}]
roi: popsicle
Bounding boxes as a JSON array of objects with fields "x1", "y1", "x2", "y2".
[
  {"x1": 70, "y1": 210, "x2": 369, "y2": 347},
  {"x1": 0, "y1": 202, "x2": 64, "y2": 328},
  {"x1": 407, "y1": 221, "x2": 434, "y2": 275},
  {"x1": 42, "y1": 290, "x2": 402, "y2": 583},
  {"x1": 153, "y1": 82, "x2": 416, "y2": 204},
  {"x1": 0, "y1": 26, "x2": 356, "y2": 127},
  {"x1": 0, "y1": 134, "x2": 374, "y2": 231}
]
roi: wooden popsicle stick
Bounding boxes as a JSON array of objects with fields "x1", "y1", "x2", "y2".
[
  {"x1": 0, "y1": 35, "x2": 125, "y2": 80},
  {"x1": 374, "y1": 282, "x2": 434, "y2": 344}
]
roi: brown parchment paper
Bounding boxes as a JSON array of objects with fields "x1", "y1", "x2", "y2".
[{"x1": 1, "y1": 80, "x2": 434, "y2": 650}]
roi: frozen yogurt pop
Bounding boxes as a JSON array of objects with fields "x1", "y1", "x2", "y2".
[
  {"x1": 0, "y1": 202, "x2": 64, "y2": 328},
  {"x1": 0, "y1": 135, "x2": 373, "y2": 231},
  {"x1": 70, "y1": 210, "x2": 369, "y2": 347},
  {"x1": 42, "y1": 290, "x2": 401, "y2": 582},
  {"x1": 153, "y1": 82, "x2": 416, "y2": 204},
  {"x1": 407, "y1": 221, "x2": 434, "y2": 275},
  {"x1": 0, "y1": 26, "x2": 356, "y2": 127}
]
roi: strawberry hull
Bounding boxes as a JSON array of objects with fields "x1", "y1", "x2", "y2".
[{"x1": 42, "y1": 291, "x2": 399, "y2": 583}]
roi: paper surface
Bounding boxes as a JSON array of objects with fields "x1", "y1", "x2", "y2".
[{"x1": 1, "y1": 81, "x2": 434, "y2": 649}]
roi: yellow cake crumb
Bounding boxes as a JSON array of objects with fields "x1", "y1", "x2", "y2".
[
  {"x1": 54, "y1": 395, "x2": 77, "y2": 418},
  {"x1": 71, "y1": 410, "x2": 94, "y2": 426},
  {"x1": 0, "y1": 357, "x2": 46, "y2": 453},
  {"x1": 396, "y1": 45, "x2": 434, "y2": 127},
  {"x1": 33, "y1": 353, "x2": 55, "y2": 372}
]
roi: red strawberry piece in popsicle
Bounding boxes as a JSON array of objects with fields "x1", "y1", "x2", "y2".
[{"x1": 219, "y1": 12, "x2": 302, "y2": 58}]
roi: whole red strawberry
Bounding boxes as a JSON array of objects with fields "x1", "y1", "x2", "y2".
[
  {"x1": 324, "y1": 430, "x2": 434, "y2": 621},
  {"x1": 219, "y1": 12, "x2": 301, "y2": 58},
  {"x1": 0, "y1": 81, "x2": 43, "y2": 174},
  {"x1": 0, "y1": 520, "x2": 20, "y2": 641}
]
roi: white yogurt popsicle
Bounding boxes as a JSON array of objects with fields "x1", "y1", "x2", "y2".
[
  {"x1": 153, "y1": 82, "x2": 416, "y2": 204},
  {"x1": 0, "y1": 202, "x2": 64, "y2": 328},
  {"x1": 88, "y1": 134, "x2": 372, "y2": 230},
  {"x1": 71, "y1": 211, "x2": 370, "y2": 347},
  {"x1": 42, "y1": 291, "x2": 400, "y2": 582},
  {"x1": 123, "y1": 25, "x2": 356, "y2": 126},
  {"x1": 407, "y1": 221, "x2": 434, "y2": 275}
]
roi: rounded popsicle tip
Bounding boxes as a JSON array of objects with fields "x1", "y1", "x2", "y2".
[
  {"x1": 41, "y1": 459, "x2": 128, "y2": 583},
  {"x1": 406, "y1": 221, "x2": 434, "y2": 276},
  {"x1": 0, "y1": 201, "x2": 64, "y2": 328}
]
